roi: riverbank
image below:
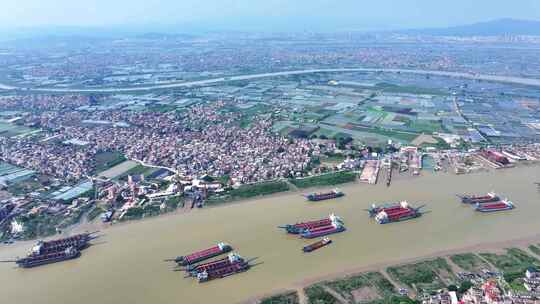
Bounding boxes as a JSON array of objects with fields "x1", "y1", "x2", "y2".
[
  {"x1": 1, "y1": 165, "x2": 539, "y2": 304},
  {"x1": 251, "y1": 233, "x2": 540, "y2": 304}
]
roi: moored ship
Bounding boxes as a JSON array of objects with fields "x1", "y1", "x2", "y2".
[
  {"x1": 475, "y1": 199, "x2": 514, "y2": 213},
  {"x1": 196, "y1": 260, "x2": 250, "y2": 283},
  {"x1": 303, "y1": 237, "x2": 332, "y2": 253},
  {"x1": 300, "y1": 221, "x2": 345, "y2": 239},
  {"x1": 367, "y1": 202, "x2": 404, "y2": 217},
  {"x1": 458, "y1": 192, "x2": 499, "y2": 204},
  {"x1": 9, "y1": 247, "x2": 81, "y2": 268},
  {"x1": 279, "y1": 214, "x2": 343, "y2": 234},
  {"x1": 373, "y1": 201, "x2": 424, "y2": 224},
  {"x1": 305, "y1": 189, "x2": 344, "y2": 202},
  {"x1": 185, "y1": 253, "x2": 244, "y2": 276},
  {"x1": 29, "y1": 232, "x2": 98, "y2": 256},
  {"x1": 171, "y1": 242, "x2": 232, "y2": 266}
]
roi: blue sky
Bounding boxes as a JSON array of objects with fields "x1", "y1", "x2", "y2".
[{"x1": 2, "y1": 0, "x2": 540, "y2": 30}]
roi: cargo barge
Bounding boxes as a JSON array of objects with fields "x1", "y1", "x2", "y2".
[
  {"x1": 475, "y1": 200, "x2": 514, "y2": 213},
  {"x1": 372, "y1": 201, "x2": 424, "y2": 224},
  {"x1": 29, "y1": 232, "x2": 98, "y2": 256},
  {"x1": 303, "y1": 237, "x2": 332, "y2": 253},
  {"x1": 5, "y1": 247, "x2": 81, "y2": 268},
  {"x1": 367, "y1": 202, "x2": 403, "y2": 217},
  {"x1": 305, "y1": 189, "x2": 344, "y2": 202},
  {"x1": 196, "y1": 261, "x2": 250, "y2": 283},
  {"x1": 171, "y1": 242, "x2": 232, "y2": 266},
  {"x1": 279, "y1": 214, "x2": 342, "y2": 234},
  {"x1": 185, "y1": 253, "x2": 244, "y2": 276},
  {"x1": 300, "y1": 221, "x2": 345, "y2": 239},
  {"x1": 458, "y1": 192, "x2": 499, "y2": 204}
]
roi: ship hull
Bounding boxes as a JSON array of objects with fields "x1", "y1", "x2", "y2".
[
  {"x1": 461, "y1": 196, "x2": 499, "y2": 204},
  {"x1": 377, "y1": 213, "x2": 421, "y2": 224},
  {"x1": 307, "y1": 192, "x2": 344, "y2": 202},
  {"x1": 303, "y1": 239, "x2": 332, "y2": 252},
  {"x1": 475, "y1": 206, "x2": 514, "y2": 213},
  {"x1": 301, "y1": 226, "x2": 346, "y2": 239},
  {"x1": 177, "y1": 245, "x2": 232, "y2": 266},
  {"x1": 17, "y1": 251, "x2": 81, "y2": 268}
]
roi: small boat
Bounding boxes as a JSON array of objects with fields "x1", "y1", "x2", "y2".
[
  {"x1": 303, "y1": 237, "x2": 332, "y2": 253},
  {"x1": 475, "y1": 199, "x2": 514, "y2": 213},
  {"x1": 101, "y1": 210, "x2": 114, "y2": 223},
  {"x1": 459, "y1": 192, "x2": 499, "y2": 204},
  {"x1": 169, "y1": 242, "x2": 232, "y2": 266},
  {"x1": 305, "y1": 189, "x2": 344, "y2": 202},
  {"x1": 279, "y1": 214, "x2": 343, "y2": 234}
]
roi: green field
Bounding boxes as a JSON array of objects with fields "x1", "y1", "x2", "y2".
[
  {"x1": 260, "y1": 291, "x2": 299, "y2": 304},
  {"x1": 450, "y1": 253, "x2": 490, "y2": 272},
  {"x1": 374, "y1": 82, "x2": 447, "y2": 96},
  {"x1": 325, "y1": 272, "x2": 395, "y2": 303},
  {"x1": 94, "y1": 151, "x2": 127, "y2": 173},
  {"x1": 304, "y1": 284, "x2": 338, "y2": 304},
  {"x1": 387, "y1": 258, "x2": 456, "y2": 293},
  {"x1": 289, "y1": 171, "x2": 357, "y2": 189},
  {"x1": 0, "y1": 122, "x2": 34, "y2": 137},
  {"x1": 528, "y1": 244, "x2": 540, "y2": 256},
  {"x1": 479, "y1": 248, "x2": 540, "y2": 275}
]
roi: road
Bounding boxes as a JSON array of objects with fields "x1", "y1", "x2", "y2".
[{"x1": 2, "y1": 68, "x2": 540, "y2": 93}]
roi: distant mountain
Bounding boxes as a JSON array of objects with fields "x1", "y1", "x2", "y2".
[
  {"x1": 401, "y1": 19, "x2": 540, "y2": 36},
  {"x1": 134, "y1": 32, "x2": 197, "y2": 40}
]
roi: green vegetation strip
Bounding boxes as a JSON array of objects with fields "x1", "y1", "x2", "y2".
[
  {"x1": 260, "y1": 291, "x2": 299, "y2": 304},
  {"x1": 528, "y1": 244, "x2": 540, "y2": 256},
  {"x1": 387, "y1": 258, "x2": 455, "y2": 293},
  {"x1": 289, "y1": 171, "x2": 357, "y2": 189},
  {"x1": 208, "y1": 180, "x2": 290, "y2": 204},
  {"x1": 450, "y1": 253, "x2": 490, "y2": 272},
  {"x1": 325, "y1": 272, "x2": 395, "y2": 303},
  {"x1": 480, "y1": 248, "x2": 540, "y2": 285},
  {"x1": 304, "y1": 284, "x2": 338, "y2": 304}
]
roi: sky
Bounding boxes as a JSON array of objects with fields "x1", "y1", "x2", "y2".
[{"x1": 1, "y1": 0, "x2": 540, "y2": 31}]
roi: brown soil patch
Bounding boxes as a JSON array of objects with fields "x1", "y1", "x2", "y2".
[{"x1": 351, "y1": 286, "x2": 381, "y2": 303}]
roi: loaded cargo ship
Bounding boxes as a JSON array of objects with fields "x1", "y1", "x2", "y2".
[
  {"x1": 475, "y1": 200, "x2": 515, "y2": 213},
  {"x1": 367, "y1": 202, "x2": 403, "y2": 217},
  {"x1": 185, "y1": 253, "x2": 244, "y2": 276},
  {"x1": 458, "y1": 192, "x2": 499, "y2": 204},
  {"x1": 29, "y1": 232, "x2": 98, "y2": 256},
  {"x1": 10, "y1": 247, "x2": 81, "y2": 268},
  {"x1": 172, "y1": 243, "x2": 232, "y2": 266},
  {"x1": 300, "y1": 221, "x2": 345, "y2": 239},
  {"x1": 305, "y1": 189, "x2": 344, "y2": 202},
  {"x1": 303, "y1": 237, "x2": 332, "y2": 253},
  {"x1": 279, "y1": 214, "x2": 342, "y2": 234},
  {"x1": 372, "y1": 201, "x2": 424, "y2": 224},
  {"x1": 196, "y1": 261, "x2": 250, "y2": 283}
]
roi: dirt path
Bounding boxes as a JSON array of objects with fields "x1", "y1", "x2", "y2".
[
  {"x1": 380, "y1": 269, "x2": 416, "y2": 299},
  {"x1": 322, "y1": 286, "x2": 349, "y2": 304},
  {"x1": 445, "y1": 256, "x2": 464, "y2": 274},
  {"x1": 297, "y1": 288, "x2": 308, "y2": 304}
]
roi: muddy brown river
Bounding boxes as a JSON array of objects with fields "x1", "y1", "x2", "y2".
[{"x1": 1, "y1": 165, "x2": 539, "y2": 304}]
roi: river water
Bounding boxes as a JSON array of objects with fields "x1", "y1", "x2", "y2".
[{"x1": 1, "y1": 165, "x2": 539, "y2": 304}]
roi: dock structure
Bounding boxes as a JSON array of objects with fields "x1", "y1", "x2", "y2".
[
  {"x1": 386, "y1": 161, "x2": 394, "y2": 187},
  {"x1": 360, "y1": 160, "x2": 380, "y2": 184}
]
